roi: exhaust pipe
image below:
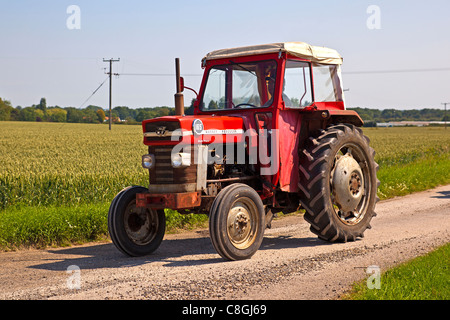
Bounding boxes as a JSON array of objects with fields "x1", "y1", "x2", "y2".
[{"x1": 174, "y1": 58, "x2": 184, "y2": 116}]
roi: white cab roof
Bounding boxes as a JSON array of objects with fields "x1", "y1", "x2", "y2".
[{"x1": 203, "y1": 42, "x2": 343, "y2": 65}]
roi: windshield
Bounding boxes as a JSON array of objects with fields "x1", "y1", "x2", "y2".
[{"x1": 200, "y1": 60, "x2": 277, "y2": 111}]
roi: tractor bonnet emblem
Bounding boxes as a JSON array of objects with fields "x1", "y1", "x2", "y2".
[
  {"x1": 192, "y1": 119, "x2": 204, "y2": 135},
  {"x1": 156, "y1": 126, "x2": 167, "y2": 137}
]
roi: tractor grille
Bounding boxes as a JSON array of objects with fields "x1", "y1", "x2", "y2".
[
  {"x1": 144, "y1": 121, "x2": 181, "y2": 142},
  {"x1": 148, "y1": 145, "x2": 197, "y2": 185}
]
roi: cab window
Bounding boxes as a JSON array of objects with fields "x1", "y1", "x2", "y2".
[
  {"x1": 201, "y1": 60, "x2": 277, "y2": 110},
  {"x1": 282, "y1": 60, "x2": 313, "y2": 108},
  {"x1": 312, "y1": 64, "x2": 344, "y2": 102}
]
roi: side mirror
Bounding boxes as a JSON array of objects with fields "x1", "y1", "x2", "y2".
[
  {"x1": 181, "y1": 77, "x2": 199, "y2": 98},
  {"x1": 180, "y1": 77, "x2": 185, "y2": 92}
]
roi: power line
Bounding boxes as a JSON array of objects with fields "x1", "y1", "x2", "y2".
[
  {"x1": 343, "y1": 67, "x2": 450, "y2": 75},
  {"x1": 118, "y1": 73, "x2": 202, "y2": 76},
  {"x1": 116, "y1": 67, "x2": 450, "y2": 77},
  {"x1": 79, "y1": 77, "x2": 109, "y2": 109}
]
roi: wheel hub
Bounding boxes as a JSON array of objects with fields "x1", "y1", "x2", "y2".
[
  {"x1": 332, "y1": 154, "x2": 364, "y2": 215},
  {"x1": 227, "y1": 200, "x2": 256, "y2": 249},
  {"x1": 124, "y1": 204, "x2": 157, "y2": 245}
]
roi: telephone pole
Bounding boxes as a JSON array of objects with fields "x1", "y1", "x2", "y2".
[
  {"x1": 103, "y1": 58, "x2": 120, "y2": 130},
  {"x1": 442, "y1": 102, "x2": 449, "y2": 130}
]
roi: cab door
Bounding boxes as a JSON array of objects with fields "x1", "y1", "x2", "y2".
[{"x1": 278, "y1": 59, "x2": 313, "y2": 192}]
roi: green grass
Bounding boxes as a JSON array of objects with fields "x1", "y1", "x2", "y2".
[
  {"x1": 0, "y1": 203, "x2": 109, "y2": 250},
  {"x1": 0, "y1": 123, "x2": 449, "y2": 250},
  {"x1": 377, "y1": 152, "x2": 450, "y2": 199},
  {"x1": 344, "y1": 243, "x2": 450, "y2": 300},
  {"x1": 0, "y1": 205, "x2": 208, "y2": 251}
]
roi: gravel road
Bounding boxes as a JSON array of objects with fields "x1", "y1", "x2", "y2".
[{"x1": 0, "y1": 185, "x2": 448, "y2": 300}]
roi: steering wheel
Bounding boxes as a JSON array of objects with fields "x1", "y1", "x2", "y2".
[{"x1": 234, "y1": 103, "x2": 258, "y2": 109}]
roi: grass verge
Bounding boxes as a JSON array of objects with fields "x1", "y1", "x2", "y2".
[
  {"x1": 0, "y1": 203, "x2": 109, "y2": 251},
  {"x1": 377, "y1": 152, "x2": 450, "y2": 200},
  {"x1": 0, "y1": 204, "x2": 208, "y2": 251},
  {"x1": 343, "y1": 243, "x2": 450, "y2": 300}
]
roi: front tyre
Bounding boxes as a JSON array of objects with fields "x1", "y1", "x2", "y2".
[
  {"x1": 299, "y1": 124, "x2": 379, "y2": 242},
  {"x1": 209, "y1": 184, "x2": 265, "y2": 261},
  {"x1": 108, "y1": 186, "x2": 165, "y2": 256}
]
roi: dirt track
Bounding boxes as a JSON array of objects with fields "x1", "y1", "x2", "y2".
[{"x1": 0, "y1": 185, "x2": 448, "y2": 300}]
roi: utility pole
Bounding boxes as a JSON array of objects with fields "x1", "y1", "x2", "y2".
[
  {"x1": 103, "y1": 58, "x2": 120, "y2": 130},
  {"x1": 442, "y1": 102, "x2": 449, "y2": 130}
]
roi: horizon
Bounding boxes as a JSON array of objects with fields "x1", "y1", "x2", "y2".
[{"x1": 1, "y1": 0, "x2": 449, "y2": 111}]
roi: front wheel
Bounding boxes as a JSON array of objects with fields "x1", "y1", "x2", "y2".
[
  {"x1": 299, "y1": 124, "x2": 379, "y2": 242},
  {"x1": 209, "y1": 183, "x2": 265, "y2": 261},
  {"x1": 108, "y1": 186, "x2": 165, "y2": 256}
]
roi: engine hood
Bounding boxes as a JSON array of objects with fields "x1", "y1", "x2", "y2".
[{"x1": 142, "y1": 115, "x2": 246, "y2": 146}]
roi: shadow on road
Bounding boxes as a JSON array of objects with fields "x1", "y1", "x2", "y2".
[
  {"x1": 29, "y1": 232, "x2": 331, "y2": 272},
  {"x1": 431, "y1": 190, "x2": 450, "y2": 199}
]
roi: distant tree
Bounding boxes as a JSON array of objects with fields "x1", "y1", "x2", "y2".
[
  {"x1": 34, "y1": 109, "x2": 44, "y2": 122},
  {"x1": 96, "y1": 109, "x2": 106, "y2": 123},
  {"x1": 47, "y1": 108, "x2": 67, "y2": 122},
  {"x1": 10, "y1": 108, "x2": 20, "y2": 121},
  {"x1": 0, "y1": 98, "x2": 13, "y2": 121},
  {"x1": 135, "y1": 109, "x2": 155, "y2": 122},
  {"x1": 19, "y1": 107, "x2": 37, "y2": 121},
  {"x1": 208, "y1": 100, "x2": 218, "y2": 110},
  {"x1": 184, "y1": 98, "x2": 196, "y2": 115},
  {"x1": 113, "y1": 106, "x2": 134, "y2": 120},
  {"x1": 66, "y1": 107, "x2": 83, "y2": 123},
  {"x1": 381, "y1": 109, "x2": 399, "y2": 121},
  {"x1": 158, "y1": 106, "x2": 170, "y2": 117},
  {"x1": 86, "y1": 105, "x2": 102, "y2": 113},
  {"x1": 81, "y1": 108, "x2": 98, "y2": 123},
  {"x1": 37, "y1": 98, "x2": 47, "y2": 114}
]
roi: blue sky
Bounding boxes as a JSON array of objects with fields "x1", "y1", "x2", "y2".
[{"x1": 1, "y1": 0, "x2": 449, "y2": 110}]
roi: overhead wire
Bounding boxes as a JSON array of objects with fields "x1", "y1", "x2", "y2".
[
  {"x1": 118, "y1": 73, "x2": 202, "y2": 76},
  {"x1": 116, "y1": 67, "x2": 450, "y2": 77},
  {"x1": 78, "y1": 77, "x2": 109, "y2": 108},
  {"x1": 343, "y1": 67, "x2": 450, "y2": 75}
]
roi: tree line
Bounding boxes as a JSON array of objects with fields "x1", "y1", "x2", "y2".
[
  {"x1": 0, "y1": 97, "x2": 446, "y2": 124},
  {"x1": 349, "y1": 107, "x2": 448, "y2": 124},
  {"x1": 0, "y1": 97, "x2": 195, "y2": 124}
]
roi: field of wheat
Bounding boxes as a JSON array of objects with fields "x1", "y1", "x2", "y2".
[
  {"x1": 0, "y1": 121, "x2": 148, "y2": 209},
  {"x1": 0, "y1": 122, "x2": 449, "y2": 249}
]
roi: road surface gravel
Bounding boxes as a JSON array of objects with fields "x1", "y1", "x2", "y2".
[{"x1": 0, "y1": 185, "x2": 448, "y2": 300}]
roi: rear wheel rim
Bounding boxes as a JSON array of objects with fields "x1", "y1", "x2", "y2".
[{"x1": 330, "y1": 143, "x2": 372, "y2": 226}]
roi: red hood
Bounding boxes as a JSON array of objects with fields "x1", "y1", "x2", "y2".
[{"x1": 142, "y1": 115, "x2": 246, "y2": 146}]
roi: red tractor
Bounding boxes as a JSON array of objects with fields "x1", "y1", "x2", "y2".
[{"x1": 108, "y1": 42, "x2": 379, "y2": 260}]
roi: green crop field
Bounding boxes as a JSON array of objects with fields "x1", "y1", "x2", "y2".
[
  {"x1": 0, "y1": 121, "x2": 148, "y2": 209},
  {"x1": 0, "y1": 121, "x2": 449, "y2": 250}
]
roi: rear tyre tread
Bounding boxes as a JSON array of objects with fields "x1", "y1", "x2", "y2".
[{"x1": 299, "y1": 123, "x2": 379, "y2": 243}]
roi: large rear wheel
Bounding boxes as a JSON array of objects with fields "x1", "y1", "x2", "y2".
[{"x1": 299, "y1": 124, "x2": 379, "y2": 242}]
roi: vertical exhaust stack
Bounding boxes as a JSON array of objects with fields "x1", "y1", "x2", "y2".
[{"x1": 174, "y1": 58, "x2": 185, "y2": 116}]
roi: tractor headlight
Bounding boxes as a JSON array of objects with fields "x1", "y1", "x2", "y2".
[
  {"x1": 171, "y1": 152, "x2": 191, "y2": 168},
  {"x1": 142, "y1": 154, "x2": 155, "y2": 169}
]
